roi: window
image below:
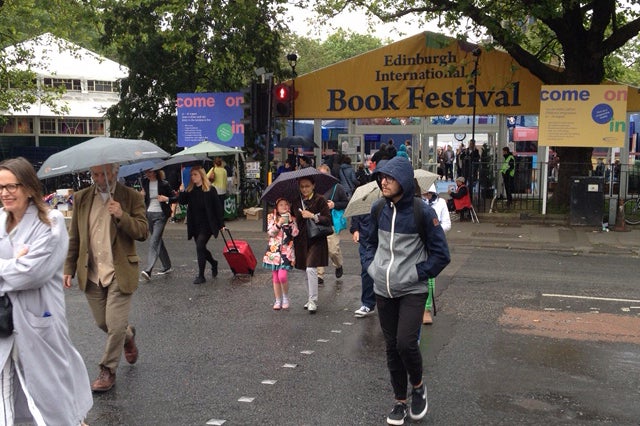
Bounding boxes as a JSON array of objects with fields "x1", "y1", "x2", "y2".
[
  {"x1": 0, "y1": 118, "x2": 33, "y2": 134},
  {"x1": 43, "y1": 78, "x2": 81, "y2": 91},
  {"x1": 40, "y1": 118, "x2": 56, "y2": 134},
  {"x1": 59, "y1": 119, "x2": 85, "y2": 134},
  {"x1": 87, "y1": 80, "x2": 118, "y2": 93},
  {"x1": 88, "y1": 119, "x2": 105, "y2": 135}
]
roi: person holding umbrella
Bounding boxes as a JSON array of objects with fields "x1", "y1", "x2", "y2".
[
  {"x1": 140, "y1": 167, "x2": 177, "y2": 281},
  {"x1": 291, "y1": 175, "x2": 331, "y2": 314},
  {"x1": 64, "y1": 162, "x2": 149, "y2": 393}
]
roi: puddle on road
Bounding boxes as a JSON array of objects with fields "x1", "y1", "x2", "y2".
[{"x1": 498, "y1": 307, "x2": 640, "y2": 344}]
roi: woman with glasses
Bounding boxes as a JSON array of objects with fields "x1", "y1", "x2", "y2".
[
  {"x1": 291, "y1": 176, "x2": 331, "y2": 314},
  {"x1": 0, "y1": 157, "x2": 92, "y2": 425}
]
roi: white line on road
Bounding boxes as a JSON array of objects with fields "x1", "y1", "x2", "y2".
[{"x1": 542, "y1": 293, "x2": 640, "y2": 303}]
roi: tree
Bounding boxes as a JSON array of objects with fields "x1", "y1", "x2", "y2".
[
  {"x1": 307, "y1": 0, "x2": 640, "y2": 207},
  {"x1": 97, "y1": 0, "x2": 288, "y2": 154},
  {"x1": 0, "y1": 0, "x2": 102, "y2": 121}
]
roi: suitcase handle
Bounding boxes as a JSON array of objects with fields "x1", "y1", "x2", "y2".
[{"x1": 220, "y1": 228, "x2": 239, "y2": 252}]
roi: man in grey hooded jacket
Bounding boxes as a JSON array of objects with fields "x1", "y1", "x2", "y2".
[{"x1": 364, "y1": 156, "x2": 450, "y2": 425}]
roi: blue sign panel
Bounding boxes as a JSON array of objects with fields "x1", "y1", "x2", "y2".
[{"x1": 177, "y1": 92, "x2": 245, "y2": 148}]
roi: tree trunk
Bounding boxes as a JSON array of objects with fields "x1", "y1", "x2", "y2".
[{"x1": 548, "y1": 147, "x2": 594, "y2": 209}]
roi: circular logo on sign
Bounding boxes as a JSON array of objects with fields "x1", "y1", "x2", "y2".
[
  {"x1": 591, "y1": 103, "x2": 613, "y2": 124},
  {"x1": 217, "y1": 123, "x2": 233, "y2": 142}
]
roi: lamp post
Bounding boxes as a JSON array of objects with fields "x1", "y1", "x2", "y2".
[
  {"x1": 287, "y1": 53, "x2": 298, "y2": 136},
  {"x1": 470, "y1": 48, "x2": 481, "y2": 143}
]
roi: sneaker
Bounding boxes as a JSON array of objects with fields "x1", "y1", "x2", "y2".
[
  {"x1": 157, "y1": 267, "x2": 174, "y2": 275},
  {"x1": 387, "y1": 402, "x2": 407, "y2": 425},
  {"x1": 409, "y1": 383, "x2": 428, "y2": 421},
  {"x1": 303, "y1": 301, "x2": 309, "y2": 310},
  {"x1": 273, "y1": 300, "x2": 282, "y2": 310},
  {"x1": 317, "y1": 277, "x2": 324, "y2": 286},
  {"x1": 354, "y1": 306, "x2": 374, "y2": 318},
  {"x1": 282, "y1": 297, "x2": 290, "y2": 310},
  {"x1": 335, "y1": 266, "x2": 343, "y2": 278},
  {"x1": 140, "y1": 270, "x2": 150, "y2": 281},
  {"x1": 307, "y1": 300, "x2": 317, "y2": 314}
]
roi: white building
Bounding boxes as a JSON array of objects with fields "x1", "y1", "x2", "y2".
[{"x1": 0, "y1": 33, "x2": 128, "y2": 164}]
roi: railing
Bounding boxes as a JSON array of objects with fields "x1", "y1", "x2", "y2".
[{"x1": 468, "y1": 161, "x2": 640, "y2": 214}]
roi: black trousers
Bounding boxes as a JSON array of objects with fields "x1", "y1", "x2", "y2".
[
  {"x1": 194, "y1": 231, "x2": 216, "y2": 276},
  {"x1": 376, "y1": 292, "x2": 428, "y2": 400}
]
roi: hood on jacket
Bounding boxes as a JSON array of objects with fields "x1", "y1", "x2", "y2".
[{"x1": 373, "y1": 156, "x2": 414, "y2": 204}]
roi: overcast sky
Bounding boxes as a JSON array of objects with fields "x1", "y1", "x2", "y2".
[{"x1": 284, "y1": 5, "x2": 431, "y2": 42}]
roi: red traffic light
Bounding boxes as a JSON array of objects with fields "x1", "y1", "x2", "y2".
[
  {"x1": 274, "y1": 84, "x2": 291, "y2": 101},
  {"x1": 273, "y1": 83, "x2": 292, "y2": 117}
]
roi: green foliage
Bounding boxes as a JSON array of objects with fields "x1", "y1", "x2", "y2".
[{"x1": 99, "y1": 0, "x2": 288, "y2": 153}]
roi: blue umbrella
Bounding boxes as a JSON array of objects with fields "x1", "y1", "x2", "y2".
[{"x1": 118, "y1": 159, "x2": 162, "y2": 178}]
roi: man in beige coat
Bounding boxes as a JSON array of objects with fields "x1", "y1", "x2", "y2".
[{"x1": 64, "y1": 163, "x2": 148, "y2": 392}]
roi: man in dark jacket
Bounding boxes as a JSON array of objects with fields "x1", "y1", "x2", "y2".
[{"x1": 365, "y1": 156, "x2": 451, "y2": 425}]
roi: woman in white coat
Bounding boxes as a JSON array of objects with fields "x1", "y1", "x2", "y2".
[
  {"x1": 0, "y1": 157, "x2": 92, "y2": 425},
  {"x1": 422, "y1": 183, "x2": 451, "y2": 325}
]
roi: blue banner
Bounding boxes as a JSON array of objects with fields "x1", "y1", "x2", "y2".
[{"x1": 177, "y1": 92, "x2": 245, "y2": 148}]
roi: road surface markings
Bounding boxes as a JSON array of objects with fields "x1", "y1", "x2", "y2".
[
  {"x1": 317, "y1": 339, "x2": 329, "y2": 342},
  {"x1": 206, "y1": 419, "x2": 226, "y2": 425},
  {"x1": 238, "y1": 397, "x2": 255, "y2": 403},
  {"x1": 282, "y1": 363, "x2": 297, "y2": 368},
  {"x1": 300, "y1": 350, "x2": 314, "y2": 355},
  {"x1": 542, "y1": 293, "x2": 640, "y2": 303},
  {"x1": 261, "y1": 380, "x2": 277, "y2": 385}
]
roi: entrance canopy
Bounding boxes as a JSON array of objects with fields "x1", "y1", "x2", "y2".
[{"x1": 293, "y1": 31, "x2": 640, "y2": 119}]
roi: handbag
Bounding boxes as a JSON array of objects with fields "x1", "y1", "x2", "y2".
[
  {"x1": 0, "y1": 293, "x2": 14, "y2": 338},
  {"x1": 329, "y1": 185, "x2": 347, "y2": 234},
  {"x1": 302, "y1": 197, "x2": 333, "y2": 239},
  {"x1": 307, "y1": 219, "x2": 334, "y2": 239}
]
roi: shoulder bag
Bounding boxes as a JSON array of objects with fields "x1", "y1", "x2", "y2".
[
  {"x1": 329, "y1": 185, "x2": 347, "y2": 234},
  {"x1": 0, "y1": 293, "x2": 14, "y2": 337},
  {"x1": 302, "y1": 198, "x2": 333, "y2": 239}
]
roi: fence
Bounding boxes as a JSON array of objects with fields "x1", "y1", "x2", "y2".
[{"x1": 468, "y1": 160, "x2": 640, "y2": 214}]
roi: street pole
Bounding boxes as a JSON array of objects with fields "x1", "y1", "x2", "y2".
[
  {"x1": 471, "y1": 48, "x2": 481, "y2": 143},
  {"x1": 287, "y1": 53, "x2": 298, "y2": 137}
]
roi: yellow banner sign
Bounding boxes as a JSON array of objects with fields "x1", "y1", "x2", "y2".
[
  {"x1": 293, "y1": 32, "x2": 545, "y2": 119},
  {"x1": 538, "y1": 85, "x2": 628, "y2": 147}
]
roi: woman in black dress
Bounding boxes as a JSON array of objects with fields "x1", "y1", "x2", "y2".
[{"x1": 178, "y1": 165, "x2": 225, "y2": 284}]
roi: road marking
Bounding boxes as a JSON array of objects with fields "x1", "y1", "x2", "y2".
[
  {"x1": 300, "y1": 350, "x2": 314, "y2": 355},
  {"x1": 542, "y1": 293, "x2": 640, "y2": 303},
  {"x1": 206, "y1": 419, "x2": 226, "y2": 425},
  {"x1": 317, "y1": 339, "x2": 329, "y2": 342},
  {"x1": 238, "y1": 397, "x2": 255, "y2": 403},
  {"x1": 261, "y1": 380, "x2": 277, "y2": 385},
  {"x1": 282, "y1": 363, "x2": 297, "y2": 368}
]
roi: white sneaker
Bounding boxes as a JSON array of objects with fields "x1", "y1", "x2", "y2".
[
  {"x1": 140, "y1": 271, "x2": 150, "y2": 281},
  {"x1": 303, "y1": 301, "x2": 309, "y2": 310},
  {"x1": 307, "y1": 300, "x2": 317, "y2": 314},
  {"x1": 354, "y1": 306, "x2": 374, "y2": 318}
]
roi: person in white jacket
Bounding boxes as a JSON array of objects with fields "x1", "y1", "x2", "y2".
[
  {"x1": 0, "y1": 157, "x2": 92, "y2": 425},
  {"x1": 422, "y1": 183, "x2": 451, "y2": 324}
]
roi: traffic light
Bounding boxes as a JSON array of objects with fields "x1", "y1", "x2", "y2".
[
  {"x1": 273, "y1": 83, "x2": 292, "y2": 117},
  {"x1": 244, "y1": 81, "x2": 270, "y2": 134}
]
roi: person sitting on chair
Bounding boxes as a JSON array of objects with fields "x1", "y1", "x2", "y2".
[{"x1": 447, "y1": 176, "x2": 472, "y2": 217}]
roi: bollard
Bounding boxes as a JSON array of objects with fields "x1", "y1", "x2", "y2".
[{"x1": 613, "y1": 197, "x2": 629, "y2": 232}]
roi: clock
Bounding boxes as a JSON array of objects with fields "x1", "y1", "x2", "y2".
[{"x1": 454, "y1": 133, "x2": 466, "y2": 141}]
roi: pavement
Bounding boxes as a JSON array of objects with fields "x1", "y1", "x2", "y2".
[{"x1": 211, "y1": 211, "x2": 640, "y2": 257}]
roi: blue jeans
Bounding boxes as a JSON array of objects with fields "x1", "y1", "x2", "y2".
[
  {"x1": 358, "y1": 243, "x2": 375, "y2": 309},
  {"x1": 145, "y1": 211, "x2": 171, "y2": 273}
]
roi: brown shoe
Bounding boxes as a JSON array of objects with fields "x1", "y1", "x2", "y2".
[
  {"x1": 91, "y1": 366, "x2": 115, "y2": 392},
  {"x1": 124, "y1": 325, "x2": 139, "y2": 364},
  {"x1": 422, "y1": 310, "x2": 433, "y2": 325}
]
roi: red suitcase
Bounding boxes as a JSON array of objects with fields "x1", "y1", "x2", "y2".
[{"x1": 221, "y1": 229, "x2": 257, "y2": 276}]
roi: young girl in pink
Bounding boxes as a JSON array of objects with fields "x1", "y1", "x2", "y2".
[{"x1": 263, "y1": 198, "x2": 299, "y2": 310}]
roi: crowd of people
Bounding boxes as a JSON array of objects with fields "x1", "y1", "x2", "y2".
[{"x1": 0, "y1": 141, "x2": 455, "y2": 425}]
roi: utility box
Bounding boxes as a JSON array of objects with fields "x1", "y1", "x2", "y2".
[{"x1": 570, "y1": 176, "x2": 604, "y2": 226}]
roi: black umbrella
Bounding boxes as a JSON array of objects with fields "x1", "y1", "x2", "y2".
[
  {"x1": 260, "y1": 167, "x2": 338, "y2": 204},
  {"x1": 275, "y1": 135, "x2": 318, "y2": 149}
]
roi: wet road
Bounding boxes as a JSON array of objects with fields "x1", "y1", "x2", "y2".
[{"x1": 64, "y1": 225, "x2": 640, "y2": 425}]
